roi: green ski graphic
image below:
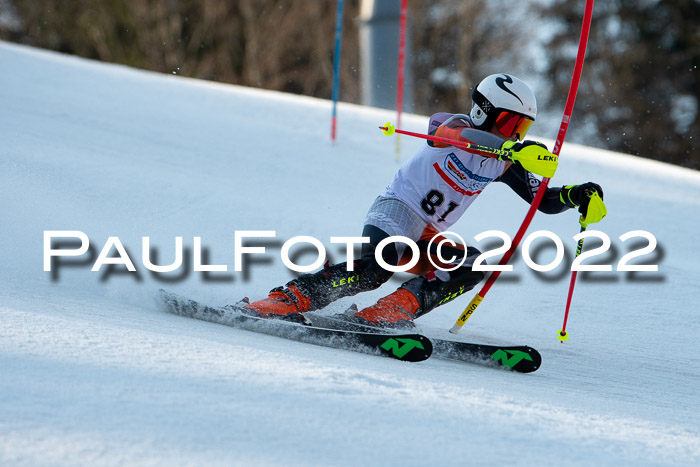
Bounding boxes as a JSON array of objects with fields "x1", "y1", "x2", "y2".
[
  {"x1": 381, "y1": 338, "x2": 425, "y2": 359},
  {"x1": 490, "y1": 349, "x2": 534, "y2": 369}
]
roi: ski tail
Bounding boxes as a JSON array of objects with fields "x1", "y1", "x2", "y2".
[{"x1": 159, "y1": 290, "x2": 432, "y2": 362}]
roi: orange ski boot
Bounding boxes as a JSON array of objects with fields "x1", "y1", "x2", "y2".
[
  {"x1": 243, "y1": 285, "x2": 311, "y2": 323},
  {"x1": 353, "y1": 288, "x2": 420, "y2": 329}
]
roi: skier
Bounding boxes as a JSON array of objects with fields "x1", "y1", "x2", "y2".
[{"x1": 242, "y1": 73, "x2": 607, "y2": 328}]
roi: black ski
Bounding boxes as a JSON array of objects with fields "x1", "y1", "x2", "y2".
[
  {"x1": 430, "y1": 338, "x2": 541, "y2": 373},
  {"x1": 159, "y1": 290, "x2": 432, "y2": 362},
  {"x1": 305, "y1": 313, "x2": 541, "y2": 373}
]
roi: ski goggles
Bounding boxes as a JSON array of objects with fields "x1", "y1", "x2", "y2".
[{"x1": 494, "y1": 111, "x2": 534, "y2": 140}]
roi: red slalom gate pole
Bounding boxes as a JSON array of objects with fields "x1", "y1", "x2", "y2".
[
  {"x1": 394, "y1": 0, "x2": 407, "y2": 159},
  {"x1": 450, "y1": 0, "x2": 595, "y2": 334}
]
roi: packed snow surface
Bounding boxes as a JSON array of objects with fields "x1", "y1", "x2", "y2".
[{"x1": 1, "y1": 41, "x2": 699, "y2": 466}]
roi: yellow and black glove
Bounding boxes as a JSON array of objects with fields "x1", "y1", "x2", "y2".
[
  {"x1": 560, "y1": 182, "x2": 607, "y2": 227},
  {"x1": 500, "y1": 140, "x2": 558, "y2": 178}
]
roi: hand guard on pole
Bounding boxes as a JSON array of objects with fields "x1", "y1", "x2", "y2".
[
  {"x1": 500, "y1": 141, "x2": 559, "y2": 178},
  {"x1": 560, "y1": 183, "x2": 607, "y2": 226}
]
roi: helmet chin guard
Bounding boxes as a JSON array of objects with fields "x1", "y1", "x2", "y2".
[{"x1": 470, "y1": 103, "x2": 488, "y2": 127}]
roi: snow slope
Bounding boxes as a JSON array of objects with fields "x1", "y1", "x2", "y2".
[{"x1": 1, "y1": 41, "x2": 700, "y2": 466}]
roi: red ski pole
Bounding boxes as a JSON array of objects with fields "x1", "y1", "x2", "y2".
[
  {"x1": 558, "y1": 224, "x2": 586, "y2": 342},
  {"x1": 379, "y1": 123, "x2": 515, "y2": 160},
  {"x1": 394, "y1": 0, "x2": 407, "y2": 159}
]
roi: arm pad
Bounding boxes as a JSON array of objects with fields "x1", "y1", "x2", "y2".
[{"x1": 496, "y1": 164, "x2": 571, "y2": 214}]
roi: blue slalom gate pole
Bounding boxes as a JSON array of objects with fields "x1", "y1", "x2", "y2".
[{"x1": 331, "y1": 0, "x2": 344, "y2": 142}]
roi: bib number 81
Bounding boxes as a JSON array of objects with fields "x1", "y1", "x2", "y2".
[{"x1": 421, "y1": 189, "x2": 459, "y2": 223}]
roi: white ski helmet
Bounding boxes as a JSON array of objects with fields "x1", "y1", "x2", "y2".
[{"x1": 470, "y1": 73, "x2": 537, "y2": 140}]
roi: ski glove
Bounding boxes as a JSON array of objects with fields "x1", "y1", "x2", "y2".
[
  {"x1": 560, "y1": 182, "x2": 607, "y2": 226},
  {"x1": 500, "y1": 140, "x2": 558, "y2": 178}
]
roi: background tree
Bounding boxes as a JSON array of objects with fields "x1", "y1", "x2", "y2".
[
  {"x1": 410, "y1": 0, "x2": 530, "y2": 115},
  {"x1": 0, "y1": 0, "x2": 362, "y2": 102},
  {"x1": 539, "y1": 0, "x2": 699, "y2": 169}
]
